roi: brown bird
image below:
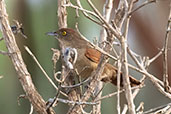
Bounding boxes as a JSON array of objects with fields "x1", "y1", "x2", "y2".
[{"x1": 47, "y1": 28, "x2": 140, "y2": 87}]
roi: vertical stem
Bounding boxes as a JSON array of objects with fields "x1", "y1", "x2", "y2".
[
  {"x1": 94, "y1": 0, "x2": 114, "y2": 113},
  {"x1": 99, "y1": 0, "x2": 114, "y2": 42},
  {"x1": 163, "y1": 3, "x2": 171, "y2": 92},
  {"x1": 117, "y1": 60, "x2": 121, "y2": 114},
  {"x1": 121, "y1": 0, "x2": 136, "y2": 114},
  {"x1": 58, "y1": 0, "x2": 67, "y2": 28}
]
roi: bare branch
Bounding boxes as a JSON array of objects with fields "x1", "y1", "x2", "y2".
[
  {"x1": 63, "y1": 1, "x2": 102, "y2": 26},
  {"x1": 122, "y1": 104, "x2": 128, "y2": 114},
  {"x1": 128, "y1": 48, "x2": 171, "y2": 99},
  {"x1": 121, "y1": 0, "x2": 136, "y2": 113},
  {"x1": 95, "y1": 85, "x2": 144, "y2": 102},
  {"x1": 0, "y1": 50, "x2": 10, "y2": 55},
  {"x1": 148, "y1": 50, "x2": 162, "y2": 65},
  {"x1": 143, "y1": 103, "x2": 171, "y2": 114},
  {"x1": 57, "y1": 98, "x2": 97, "y2": 106},
  {"x1": 57, "y1": 0, "x2": 67, "y2": 28},
  {"x1": 117, "y1": 59, "x2": 122, "y2": 114},
  {"x1": 29, "y1": 104, "x2": 34, "y2": 114},
  {"x1": 92, "y1": 0, "x2": 114, "y2": 113},
  {"x1": 163, "y1": 2, "x2": 171, "y2": 92},
  {"x1": 0, "y1": 0, "x2": 55, "y2": 113},
  {"x1": 87, "y1": 0, "x2": 123, "y2": 40}
]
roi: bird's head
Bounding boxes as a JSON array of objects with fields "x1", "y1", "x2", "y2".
[{"x1": 47, "y1": 28, "x2": 87, "y2": 48}]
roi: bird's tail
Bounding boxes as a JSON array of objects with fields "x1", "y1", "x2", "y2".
[{"x1": 101, "y1": 63, "x2": 141, "y2": 87}]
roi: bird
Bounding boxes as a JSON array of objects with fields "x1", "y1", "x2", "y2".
[{"x1": 47, "y1": 28, "x2": 141, "y2": 87}]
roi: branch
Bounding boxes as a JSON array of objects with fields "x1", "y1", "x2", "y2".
[
  {"x1": 87, "y1": 0, "x2": 123, "y2": 40},
  {"x1": 128, "y1": 48, "x2": 171, "y2": 99},
  {"x1": 0, "y1": 50, "x2": 10, "y2": 55},
  {"x1": 163, "y1": 2, "x2": 171, "y2": 92},
  {"x1": 129, "y1": 0, "x2": 156, "y2": 16},
  {"x1": 95, "y1": 85, "x2": 143, "y2": 102},
  {"x1": 57, "y1": 0, "x2": 67, "y2": 28},
  {"x1": 57, "y1": 98, "x2": 97, "y2": 106},
  {"x1": 63, "y1": 1, "x2": 102, "y2": 26},
  {"x1": 92, "y1": 0, "x2": 114, "y2": 114},
  {"x1": 0, "y1": 0, "x2": 55, "y2": 113},
  {"x1": 143, "y1": 103, "x2": 171, "y2": 114},
  {"x1": 121, "y1": 0, "x2": 136, "y2": 114}
]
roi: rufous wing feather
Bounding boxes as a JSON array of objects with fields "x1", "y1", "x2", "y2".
[{"x1": 85, "y1": 48, "x2": 101, "y2": 63}]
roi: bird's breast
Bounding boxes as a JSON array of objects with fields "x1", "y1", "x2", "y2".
[{"x1": 74, "y1": 48, "x2": 98, "y2": 78}]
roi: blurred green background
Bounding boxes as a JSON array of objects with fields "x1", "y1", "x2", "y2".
[{"x1": 0, "y1": 0, "x2": 170, "y2": 114}]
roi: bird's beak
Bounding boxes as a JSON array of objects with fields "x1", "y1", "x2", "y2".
[{"x1": 46, "y1": 32, "x2": 59, "y2": 37}]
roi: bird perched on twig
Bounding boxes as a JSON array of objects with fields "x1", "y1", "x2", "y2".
[{"x1": 47, "y1": 28, "x2": 141, "y2": 87}]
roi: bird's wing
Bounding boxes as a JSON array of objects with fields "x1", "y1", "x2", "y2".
[{"x1": 85, "y1": 48, "x2": 101, "y2": 63}]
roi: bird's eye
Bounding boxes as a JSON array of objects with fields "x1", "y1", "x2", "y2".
[{"x1": 62, "y1": 31, "x2": 67, "y2": 36}]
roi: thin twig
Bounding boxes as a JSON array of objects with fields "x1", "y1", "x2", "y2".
[
  {"x1": 87, "y1": 0, "x2": 123, "y2": 40},
  {"x1": 129, "y1": 0, "x2": 156, "y2": 16},
  {"x1": 57, "y1": 98, "x2": 97, "y2": 105},
  {"x1": 136, "y1": 102, "x2": 144, "y2": 113},
  {"x1": 0, "y1": 50, "x2": 10, "y2": 55},
  {"x1": 95, "y1": 85, "x2": 144, "y2": 102},
  {"x1": 143, "y1": 103, "x2": 171, "y2": 114},
  {"x1": 148, "y1": 49, "x2": 162, "y2": 65},
  {"x1": 122, "y1": 104, "x2": 128, "y2": 114},
  {"x1": 92, "y1": 0, "x2": 114, "y2": 113},
  {"x1": 114, "y1": 0, "x2": 128, "y2": 30},
  {"x1": 117, "y1": 59, "x2": 121, "y2": 114},
  {"x1": 61, "y1": 77, "x2": 91, "y2": 89},
  {"x1": 24, "y1": 46, "x2": 67, "y2": 97},
  {"x1": 63, "y1": 1, "x2": 102, "y2": 26},
  {"x1": 54, "y1": 71, "x2": 63, "y2": 83},
  {"x1": 29, "y1": 104, "x2": 34, "y2": 114}
]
